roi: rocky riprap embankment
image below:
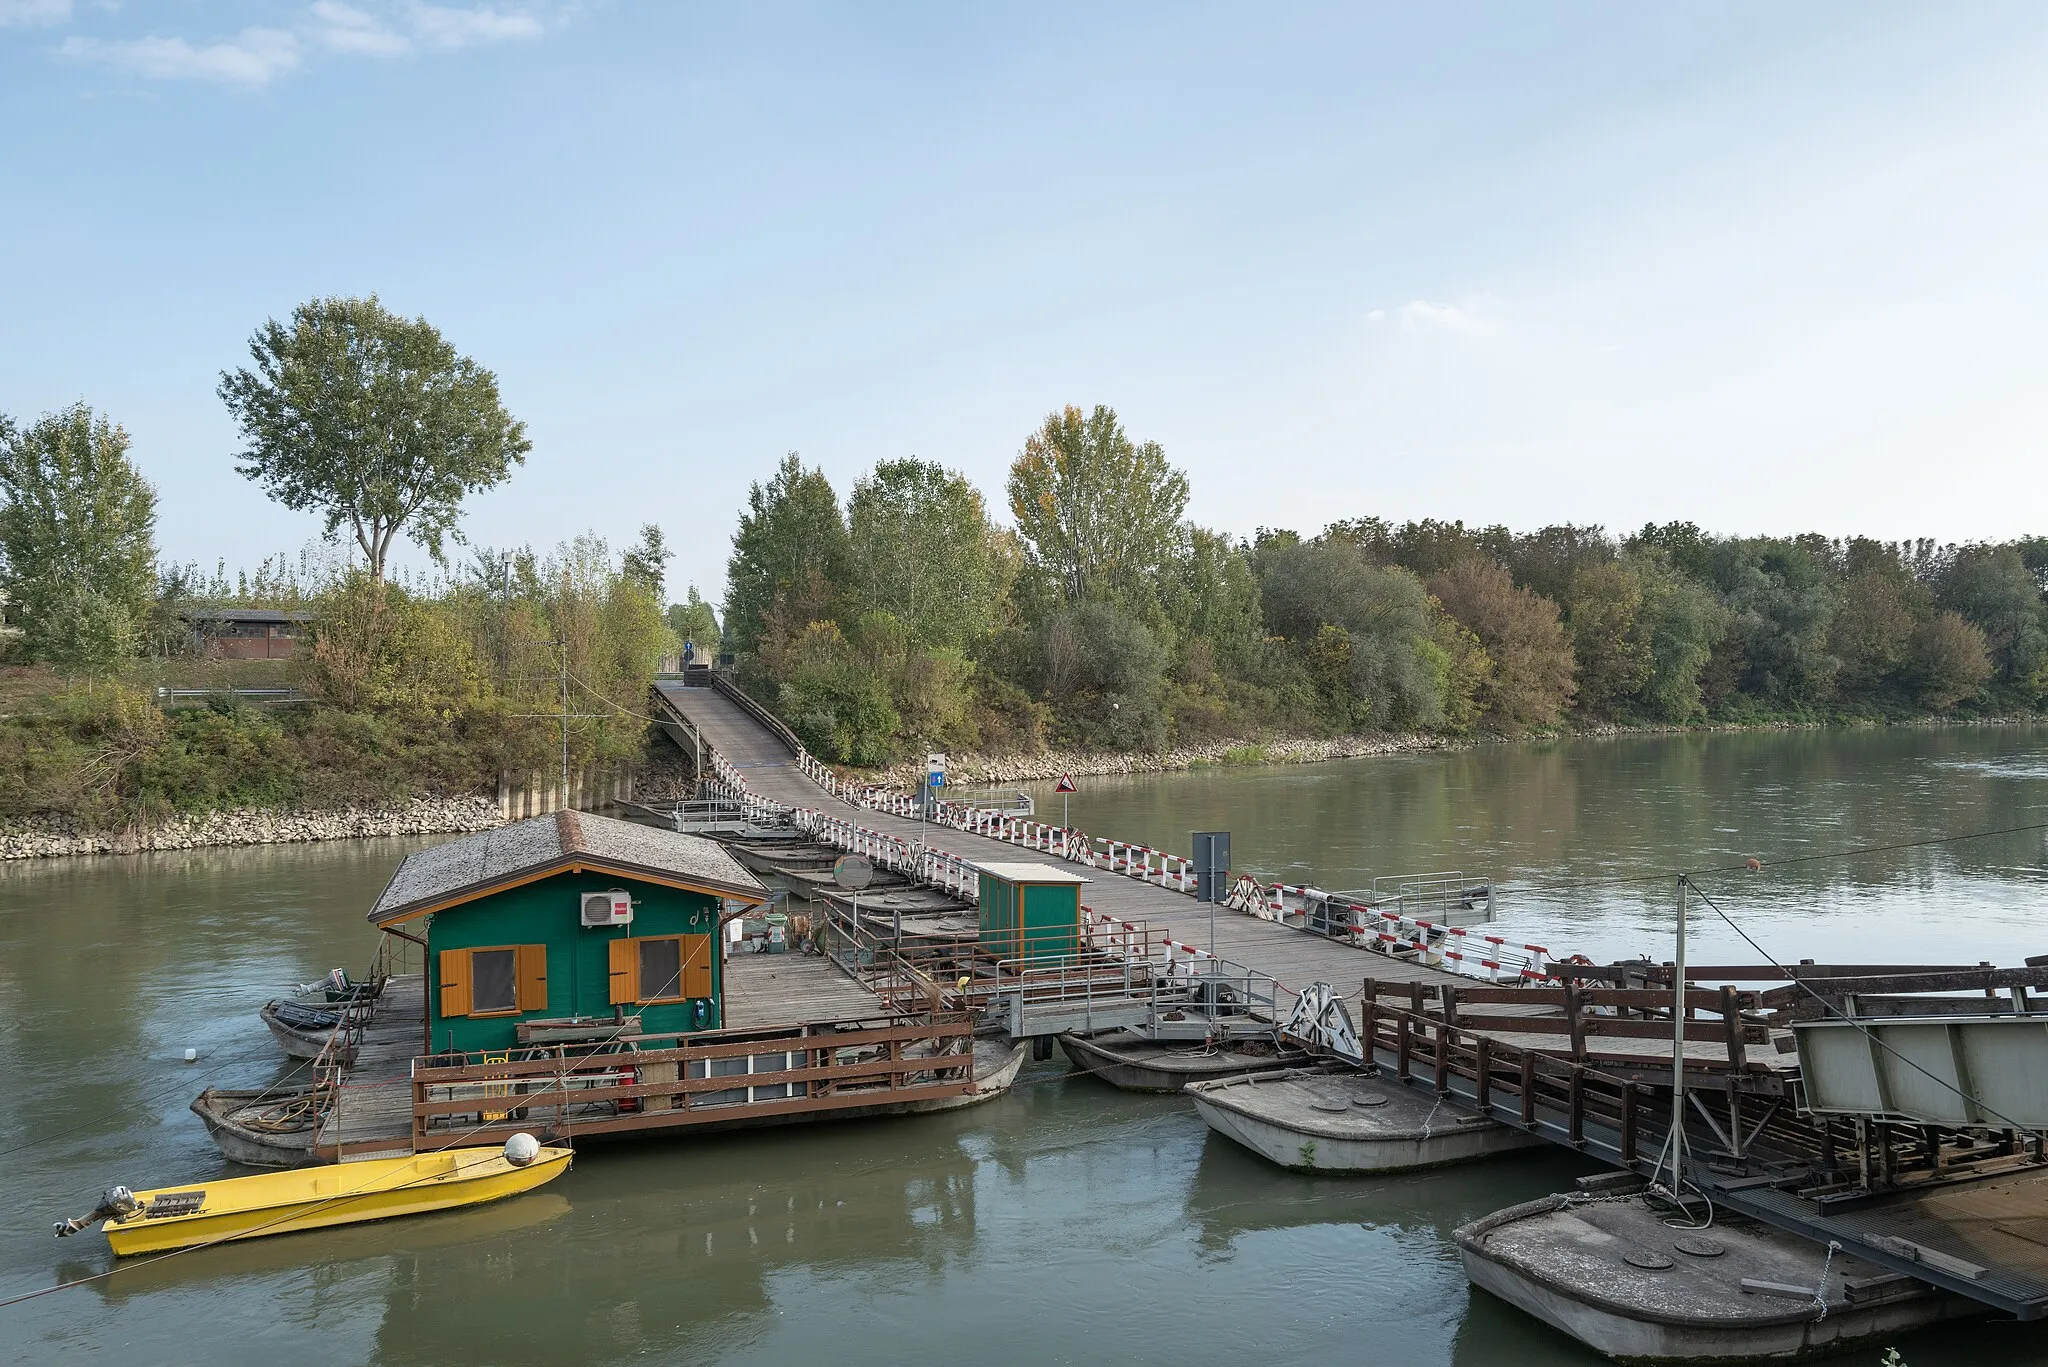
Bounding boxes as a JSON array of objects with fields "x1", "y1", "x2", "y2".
[{"x1": 0, "y1": 796, "x2": 504, "y2": 860}]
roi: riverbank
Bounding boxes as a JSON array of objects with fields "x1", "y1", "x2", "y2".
[
  {"x1": 861, "y1": 713, "x2": 2045, "y2": 789},
  {"x1": 0, "y1": 795, "x2": 503, "y2": 860}
]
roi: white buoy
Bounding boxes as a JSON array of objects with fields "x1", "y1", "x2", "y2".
[
  {"x1": 183, "y1": 1048, "x2": 198, "y2": 1063},
  {"x1": 503, "y1": 1132, "x2": 540, "y2": 1167}
]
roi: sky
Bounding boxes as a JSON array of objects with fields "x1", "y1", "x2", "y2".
[{"x1": 3, "y1": 2, "x2": 2047, "y2": 606}]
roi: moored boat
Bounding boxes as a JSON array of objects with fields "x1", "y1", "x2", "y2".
[
  {"x1": 259, "y1": 998, "x2": 353, "y2": 1063},
  {"x1": 55, "y1": 1136, "x2": 572, "y2": 1257},
  {"x1": 1454, "y1": 1189, "x2": 1976, "y2": 1362},
  {"x1": 1059, "y1": 1029, "x2": 1307, "y2": 1093},
  {"x1": 190, "y1": 1085, "x2": 322, "y2": 1168},
  {"x1": 905, "y1": 1037, "x2": 1031, "y2": 1113},
  {"x1": 1187, "y1": 1067, "x2": 1545, "y2": 1172}
]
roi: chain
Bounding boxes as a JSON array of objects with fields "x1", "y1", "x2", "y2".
[{"x1": 1811, "y1": 1240, "x2": 1842, "y2": 1321}]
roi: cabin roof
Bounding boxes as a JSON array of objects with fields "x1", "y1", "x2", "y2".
[
  {"x1": 181, "y1": 607, "x2": 315, "y2": 623},
  {"x1": 368, "y1": 810, "x2": 768, "y2": 926},
  {"x1": 974, "y1": 861, "x2": 1088, "y2": 884}
]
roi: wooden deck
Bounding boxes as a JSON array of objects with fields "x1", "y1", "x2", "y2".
[
  {"x1": 723, "y1": 951, "x2": 894, "y2": 1029},
  {"x1": 315, "y1": 973, "x2": 427, "y2": 1161}
]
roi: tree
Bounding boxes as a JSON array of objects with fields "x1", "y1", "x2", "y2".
[
  {"x1": 1938, "y1": 545, "x2": 2046, "y2": 691},
  {"x1": 1905, "y1": 612, "x2": 1992, "y2": 711},
  {"x1": 1008, "y1": 405, "x2": 1188, "y2": 615},
  {"x1": 1035, "y1": 600, "x2": 1169, "y2": 750},
  {"x1": 1631, "y1": 554, "x2": 1726, "y2": 721},
  {"x1": 1256, "y1": 539, "x2": 1446, "y2": 728},
  {"x1": 621, "y1": 524, "x2": 671, "y2": 601},
  {"x1": 1428, "y1": 558, "x2": 1576, "y2": 728},
  {"x1": 1828, "y1": 568, "x2": 1917, "y2": 699},
  {"x1": 1564, "y1": 560, "x2": 1651, "y2": 717},
  {"x1": 0, "y1": 403, "x2": 158, "y2": 670},
  {"x1": 1160, "y1": 527, "x2": 1264, "y2": 673},
  {"x1": 846, "y1": 458, "x2": 1008, "y2": 651},
  {"x1": 723, "y1": 454, "x2": 850, "y2": 663},
  {"x1": 219, "y1": 295, "x2": 530, "y2": 587},
  {"x1": 665, "y1": 587, "x2": 721, "y2": 662}
]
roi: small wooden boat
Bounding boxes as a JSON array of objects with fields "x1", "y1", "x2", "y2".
[
  {"x1": 56, "y1": 1137, "x2": 572, "y2": 1257},
  {"x1": 1455, "y1": 1189, "x2": 1975, "y2": 1362},
  {"x1": 259, "y1": 998, "x2": 353, "y2": 1063},
  {"x1": 1187, "y1": 1067, "x2": 1545, "y2": 1172},
  {"x1": 1059, "y1": 1029, "x2": 1307, "y2": 1093},
  {"x1": 190, "y1": 1085, "x2": 322, "y2": 1168}
]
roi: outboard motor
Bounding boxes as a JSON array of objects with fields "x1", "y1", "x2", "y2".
[{"x1": 54, "y1": 1186, "x2": 140, "y2": 1238}]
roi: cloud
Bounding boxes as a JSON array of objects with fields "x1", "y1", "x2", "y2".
[
  {"x1": 407, "y1": 4, "x2": 544, "y2": 48},
  {"x1": 60, "y1": 27, "x2": 303, "y2": 85},
  {"x1": 0, "y1": 0, "x2": 70, "y2": 27},
  {"x1": 1392, "y1": 299, "x2": 1504, "y2": 335},
  {"x1": 312, "y1": 1, "x2": 411, "y2": 56}
]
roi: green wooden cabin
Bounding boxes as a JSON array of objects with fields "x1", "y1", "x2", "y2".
[
  {"x1": 369, "y1": 810, "x2": 769, "y2": 1055},
  {"x1": 975, "y1": 862, "x2": 1087, "y2": 962}
]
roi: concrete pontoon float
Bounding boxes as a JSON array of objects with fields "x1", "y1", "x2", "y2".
[
  {"x1": 1456, "y1": 1178, "x2": 1977, "y2": 1362},
  {"x1": 1189, "y1": 1066, "x2": 1545, "y2": 1172}
]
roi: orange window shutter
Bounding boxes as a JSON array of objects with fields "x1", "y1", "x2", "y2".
[
  {"x1": 516, "y1": 944, "x2": 548, "y2": 1012},
  {"x1": 608, "y1": 937, "x2": 637, "y2": 1005},
  {"x1": 439, "y1": 949, "x2": 472, "y2": 1018},
  {"x1": 681, "y1": 934, "x2": 712, "y2": 1000}
]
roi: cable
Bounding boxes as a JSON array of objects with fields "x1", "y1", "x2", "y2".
[{"x1": 1681, "y1": 875, "x2": 2037, "y2": 1135}]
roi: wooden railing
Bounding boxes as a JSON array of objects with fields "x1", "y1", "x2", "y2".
[{"x1": 410, "y1": 1013, "x2": 977, "y2": 1148}]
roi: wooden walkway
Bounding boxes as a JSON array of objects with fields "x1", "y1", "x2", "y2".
[{"x1": 316, "y1": 973, "x2": 427, "y2": 1161}]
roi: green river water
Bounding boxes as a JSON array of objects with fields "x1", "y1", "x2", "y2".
[{"x1": 5, "y1": 725, "x2": 2048, "y2": 1366}]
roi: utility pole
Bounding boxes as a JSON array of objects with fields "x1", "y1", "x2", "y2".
[{"x1": 558, "y1": 637, "x2": 571, "y2": 800}]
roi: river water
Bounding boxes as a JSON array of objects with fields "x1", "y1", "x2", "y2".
[{"x1": 4, "y1": 725, "x2": 2048, "y2": 1365}]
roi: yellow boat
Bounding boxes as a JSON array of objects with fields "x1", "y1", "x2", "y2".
[{"x1": 62, "y1": 1137, "x2": 572, "y2": 1257}]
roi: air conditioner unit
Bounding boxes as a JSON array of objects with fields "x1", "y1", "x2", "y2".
[{"x1": 581, "y1": 889, "x2": 634, "y2": 927}]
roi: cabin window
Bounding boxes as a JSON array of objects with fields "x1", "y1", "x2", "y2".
[
  {"x1": 472, "y1": 948, "x2": 518, "y2": 1014},
  {"x1": 439, "y1": 944, "x2": 547, "y2": 1018},
  {"x1": 639, "y1": 938, "x2": 683, "y2": 1001},
  {"x1": 610, "y1": 934, "x2": 713, "y2": 1005}
]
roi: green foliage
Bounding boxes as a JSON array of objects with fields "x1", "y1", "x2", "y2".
[
  {"x1": 1008, "y1": 404, "x2": 1189, "y2": 616},
  {"x1": 1256, "y1": 539, "x2": 1445, "y2": 728},
  {"x1": 1161, "y1": 528, "x2": 1264, "y2": 672},
  {"x1": 1938, "y1": 545, "x2": 2046, "y2": 692},
  {"x1": 1036, "y1": 600, "x2": 1170, "y2": 750},
  {"x1": 1428, "y1": 559, "x2": 1576, "y2": 729},
  {"x1": 847, "y1": 458, "x2": 1010, "y2": 651},
  {"x1": 1632, "y1": 555, "x2": 1727, "y2": 722},
  {"x1": 219, "y1": 295, "x2": 529, "y2": 584},
  {"x1": 0, "y1": 404, "x2": 158, "y2": 673},
  {"x1": 665, "y1": 586, "x2": 721, "y2": 663},
  {"x1": 1906, "y1": 612, "x2": 1993, "y2": 711},
  {"x1": 724, "y1": 453, "x2": 850, "y2": 662}
]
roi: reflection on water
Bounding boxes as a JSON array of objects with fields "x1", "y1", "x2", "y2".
[{"x1": 6, "y1": 728, "x2": 2048, "y2": 1364}]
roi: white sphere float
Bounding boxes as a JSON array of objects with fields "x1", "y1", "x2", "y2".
[{"x1": 503, "y1": 1132, "x2": 540, "y2": 1167}]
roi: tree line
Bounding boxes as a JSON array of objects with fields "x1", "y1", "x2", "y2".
[
  {"x1": 0, "y1": 297, "x2": 683, "y2": 823},
  {"x1": 725, "y1": 405, "x2": 2046, "y2": 765}
]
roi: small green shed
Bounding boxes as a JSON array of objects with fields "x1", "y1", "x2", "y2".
[
  {"x1": 976, "y1": 861, "x2": 1087, "y2": 962},
  {"x1": 369, "y1": 810, "x2": 768, "y2": 1055}
]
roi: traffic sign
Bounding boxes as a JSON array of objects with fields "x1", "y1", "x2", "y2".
[
  {"x1": 1054, "y1": 774, "x2": 1077, "y2": 793},
  {"x1": 926, "y1": 752, "x2": 946, "y2": 788}
]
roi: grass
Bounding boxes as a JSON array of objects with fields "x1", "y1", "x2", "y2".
[{"x1": 1219, "y1": 743, "x2": 1271, "y2": 766}]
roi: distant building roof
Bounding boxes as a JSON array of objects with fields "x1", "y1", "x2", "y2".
[
  {"x1": 368, "y1": 810, "x2": 769, "y2": 926},
  {"x1": 182, "y1": 607, "x2": 315, "y2": 623}
]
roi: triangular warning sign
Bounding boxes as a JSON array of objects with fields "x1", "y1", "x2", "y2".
[{"x1": 1055, "y1": 774, "x2": 1077, "y2": 793}]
